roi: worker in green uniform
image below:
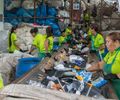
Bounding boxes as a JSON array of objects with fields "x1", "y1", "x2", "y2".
[
  {"x1": 83, "y1": 9, "x2": 90, "y2": 27},
  {"x1": 38, "y1": 32, "x2": 47, "y2": 59},
  {"x1": 29, "y1": 27, "x2": 46, "y2": 59},
  {"x1": 44, "y1": 27, "x2": 54, "y2": 57},
  {"x1": 65, "y1": 24, "x2": 73, "y2": 43},
  {"x1": 90, "y1": 24, "x2": 106, "y2": 60},
  {"x1": 87, "y1": 27, "x2": 92, "y2": 38},
  {"x1": 59, "y1": 30, "x2": 66, "y2": 46},
  {"x1": 87, "y1": 32, "x2": 120, "y2": 99},
  {"x1": 8, "y1": 26, "x2": 23, "y2": 53}
]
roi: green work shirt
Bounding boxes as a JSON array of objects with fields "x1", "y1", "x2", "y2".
[
  {"x1": 59, "y1": 36, "x2": 66, "y2": 46},
  {"x1": 32, "y1": 34, "x2": 46, "y2": 53},
  {"x1": 39, "y1": 34, "x2": 46, "y2": 53},
  {"x1": 32, "y1": 34, "x2": 42, "y2": 49},
  {"x1": 65, "y1": 28, "x2": 72, "y2": 36},
  {"x1": 48, "y1": 36, "x2": 54, "y2": 52},
  {"x1": 104, "y1": 49, "x2": 120, "y2": 74},
  {"x1": 91, "y1": 33, "x2": 104, "y2": 51},
  {"x1": 8, "y1": 32, "x2": 17, "y2": 53}
]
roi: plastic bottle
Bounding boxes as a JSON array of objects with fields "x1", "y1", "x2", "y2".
[
  {"x1": 92, "y1": 77, "x2": 107, "y2": 88},
  {"x1": 76, "y1": 76, "x2": 84, "y2": 95}
]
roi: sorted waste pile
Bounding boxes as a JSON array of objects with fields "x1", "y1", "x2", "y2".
[
  {"x1": 16, "y1": 24, "x2": 33, "y2": 51},
  {"x1": 4, "y1": 0, "x2": 62, "y2": 36}
]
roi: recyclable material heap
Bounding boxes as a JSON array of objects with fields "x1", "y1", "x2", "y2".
[{"x1": 4, "y1": 0, "x2": 61, "y2": 36}]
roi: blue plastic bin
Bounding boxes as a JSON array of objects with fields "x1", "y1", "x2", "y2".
[{"x1": 16, "y1": 57, "x2": 41, "y2": 78}]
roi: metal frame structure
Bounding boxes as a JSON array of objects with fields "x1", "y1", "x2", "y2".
[
  {"x1": 4, "y1": 0, "x2": 82, "y2": 25},
  {"x1": 99, "y1": 0, "x2": 120, "y2": 30}
]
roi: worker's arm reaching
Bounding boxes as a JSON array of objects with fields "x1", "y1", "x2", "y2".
[
  {"x1": 86, "y1": 61, "x2": 104, "y2": 72},
  {"x1": 45, "y1": 39, "x2": 49, "y2": 53},
  {"x1": 29, "y1": 45, "x2": 36, "y2": 54}
]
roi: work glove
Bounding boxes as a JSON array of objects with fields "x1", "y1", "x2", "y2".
[
  {"x1": 20, "y1": 49, "x2": 28, "y2": 53},
  {"x1": 29, "y1": 52, "x2": 32, "y2": 54},
  {"x1": 46, "y1": 53, "x2": 51, "y2": 57},
  {"x1": 104, "y1": 73, "x2": 119, "y2": 80},
  {"x1": 19, "y1": 49, "x2": 24, "y2": 52}
]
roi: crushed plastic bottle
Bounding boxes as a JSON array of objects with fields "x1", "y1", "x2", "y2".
[
  {"x1": 28, "y1": 80, "x2": 45, "y2": 88},
  {"x1": 77, "y1": 70, "x2": 92, "y2": 82},
  {"x1": 92, "y1": 77, "x2": 107, "y2": 88},
  {"x1": 76, "y1": 76, "x2": 84, "y2": 95}
]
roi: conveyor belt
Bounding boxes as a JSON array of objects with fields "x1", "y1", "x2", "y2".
[{"x1": 13, "y1": 44, "x2": 69, "y2": 84}]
